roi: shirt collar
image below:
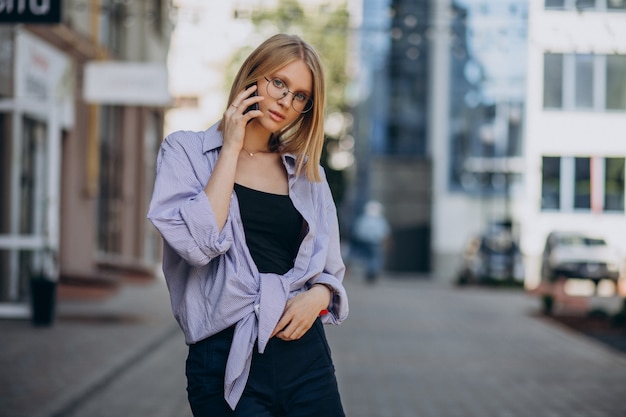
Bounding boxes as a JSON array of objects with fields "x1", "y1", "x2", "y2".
[{"x1": 202, "y1": 121, "x2": 223, "y2": 154}]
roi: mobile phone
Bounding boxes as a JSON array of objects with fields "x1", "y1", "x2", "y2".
[{"x1": 244, "y1": 82, "x2": 259, "y2": 114}]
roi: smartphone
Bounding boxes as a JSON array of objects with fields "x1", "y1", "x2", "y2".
[{"x1": 244, "y1": 82, "x2": 259, "y2": 114}]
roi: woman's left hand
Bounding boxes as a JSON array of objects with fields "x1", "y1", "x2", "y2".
[{"x1": 271, "y1": 285, "x2": 331, "y2": 341}]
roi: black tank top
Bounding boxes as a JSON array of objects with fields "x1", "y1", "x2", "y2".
[{"x1": 234, "y1": 183, "x2": 304, "y2": 274}]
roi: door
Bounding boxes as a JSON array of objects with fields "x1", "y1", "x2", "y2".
[{"x1": 0, "y1": 100, "x2": 61, "y2": 316}]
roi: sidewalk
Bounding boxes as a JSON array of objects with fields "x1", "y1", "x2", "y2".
[
  {"x1": 0, "y1": 276, "x2": 181, "y2": 417},
  {"x1": 2, "y1": 271, "x2": 626, "y2": 417}
]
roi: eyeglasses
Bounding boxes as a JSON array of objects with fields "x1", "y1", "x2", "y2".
[{"x1": 264, "y1": 77, "x2": 313, "y2": 114}]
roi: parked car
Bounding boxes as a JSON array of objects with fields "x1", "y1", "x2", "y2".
[
  {"x1": 540, "y1": 231, "x2": 621, "y2": 284},
  {"x1": 457, "y1": 224, "x2": 524, "y2": 285}
]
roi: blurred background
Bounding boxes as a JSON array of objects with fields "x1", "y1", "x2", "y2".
[{"x1": 0, "y1": 0, "x2": 625, "y2": 318}]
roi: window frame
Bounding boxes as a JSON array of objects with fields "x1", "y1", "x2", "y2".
[
  {"x1": 543, "y1": 53, "x2": 625, "y2": 112},
  {"x1": 540, "y1": 156, "x2": 626, "y2": 213}
]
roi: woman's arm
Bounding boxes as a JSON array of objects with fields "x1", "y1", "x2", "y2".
[
  {"x1": 147, "y1": 133, "x2": 233, "y2": 266},
  {"x1": 203, "y1": 145, "x2": 239, "y2": 230},
  {"x1": 207, "y1": 84, "x2": 262, "y2": 228},
  {"x1": 307, "y1": 173, "x2": 349, "y2": 324}
]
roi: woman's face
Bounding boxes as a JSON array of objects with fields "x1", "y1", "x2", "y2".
[{"x1": 255, "y1": 59, "x2": 312, "y2": 132}]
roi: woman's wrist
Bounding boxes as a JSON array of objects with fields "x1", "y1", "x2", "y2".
[
  {"x1": 311, "y1": 283, "x2": 333, "y2": 310},
  {"x1": 312, "y1": 283, "x2": 334, "y2": 294}
]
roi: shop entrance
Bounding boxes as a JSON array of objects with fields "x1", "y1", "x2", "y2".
[{"x1": 0, "y1": 99, "x2": 61, "y2": 317}]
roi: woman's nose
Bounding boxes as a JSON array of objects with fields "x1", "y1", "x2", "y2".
[{"x1": 277, "y1": 92, "x2": 294, "y2": 106}]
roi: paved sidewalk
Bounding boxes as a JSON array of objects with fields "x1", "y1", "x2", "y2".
[
  {"x1": 2, "y1": 272, "x2": 626, "y2": 417},
  {"x1": 0, "y1": 276, "x2": 183, "y2": 417}
]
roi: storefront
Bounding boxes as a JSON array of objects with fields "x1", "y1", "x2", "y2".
[{"x1": 0, "y1": 28, "x2": 73, "y2": 317}]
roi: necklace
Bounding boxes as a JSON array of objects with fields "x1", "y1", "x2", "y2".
[{"x1": 242, "y1": 147, "x2": 270, "y2": 157}]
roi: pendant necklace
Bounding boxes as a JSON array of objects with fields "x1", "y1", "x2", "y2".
[{"x1": 243, "y1": 147, "x2": 269, "y2": 157}]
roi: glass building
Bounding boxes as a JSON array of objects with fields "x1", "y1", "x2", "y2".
[{"x1": 448, "y1": 0, "x2": 528, "y2": 197}]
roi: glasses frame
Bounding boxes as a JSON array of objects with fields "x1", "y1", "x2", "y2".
[{"x1": 263, "y1": 77, "x2": 313, "y2": 114}]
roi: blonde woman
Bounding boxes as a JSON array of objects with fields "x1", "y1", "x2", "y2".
[{"x1": 148, "y1": 34, "x2": 348, "y2": 416}]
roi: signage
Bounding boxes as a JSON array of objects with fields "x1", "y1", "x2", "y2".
[
  {"x1": 0, "y1": 0, "x2": 62, "y2": 24},
  {"x1": 15, "y1": 29, "x2": 74, "y2": 127},
  {"x1": 84, "y1": 61, "x2": 171, "y2": 106}
]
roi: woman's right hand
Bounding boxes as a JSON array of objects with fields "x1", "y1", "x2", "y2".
[{"x1": 221, "y1": 84, "x2": 263, "y2": 154}]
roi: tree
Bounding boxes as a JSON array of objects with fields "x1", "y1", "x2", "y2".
[{"x1": 231, "y1": 0, "x2": 350, "y2": 114}]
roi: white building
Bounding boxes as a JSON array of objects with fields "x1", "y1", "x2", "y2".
[{"x1": 520, "y1": 0, "x2": 626, "y2": 288}]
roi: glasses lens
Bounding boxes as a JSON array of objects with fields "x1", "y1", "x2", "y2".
[
  {"x1": 266, "y1": 78, "x2": 313, "y2": 114},
  {"x1": 266, "y1": 79, "x2": 284, "y2": 100},
  {"x1": 296, "y1": 98, "x2": 313, "y2": 114}
]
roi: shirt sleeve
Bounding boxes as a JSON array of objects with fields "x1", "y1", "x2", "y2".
[
  {"x1": 147, "y1": 132, "x2": 234, "y2": 266},
  {"x1": 308, "y1": 170, "x2": 349, "y2": 325}
]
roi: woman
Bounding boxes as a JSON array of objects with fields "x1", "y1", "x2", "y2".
[{"x1": 148, "y1": 33, "x2": 348, "y2": 416}]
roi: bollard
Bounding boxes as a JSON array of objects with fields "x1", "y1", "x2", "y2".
[{"x1": 30, "y1": 275, "x2": 57, "y2": 326}]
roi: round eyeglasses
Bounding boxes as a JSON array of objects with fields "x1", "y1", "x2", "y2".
[{"x1": 264, "y1": 77, "x2": 313, "y2": 114}]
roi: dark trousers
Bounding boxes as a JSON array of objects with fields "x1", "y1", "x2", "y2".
[{"x1": 186, "y1": 318, "x2": 345, "y2": 417}]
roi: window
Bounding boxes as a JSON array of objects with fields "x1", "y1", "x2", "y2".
[
  {"x1": 151, "y1": 0, "x2": 164, "y2": 35},
  {"x1": 543, "y1": 53, "x2": 626, "y2": 111},
  {"x1": 608, "y1": 0, "x2": 626, "y2": 10},
  {"x1": 575, "y1": 54, "x2": 594, "y2": 109},
  {"x1": 543, "y1": 54, "x2": 563, "y2": 108},
  {"x1": 541, "y1": 157, "x2": 561, "y2": 210},
  {"x1": 574, "y1": 157, "x2": 591, "y2": 209},
  {"x1": 98, "y1": 106, "x2": 123, "y2": 254},
  {"x1": 576, "y1": 0, "x2": 597, "y2": 10},
  {"x1": 605, "y1": 158, "x2": 625, "y2": 211},
  {"x1": 542, "y1": 156, "x2": 626, "y2": 212},
  {"x1": 606, "y1": 55, "x2": 626, "y2": 110},
  {"x1": 545, "y1": 0, "x2": 565, "y2": 8},
  {"x1": 546, "y1": 0, "x2": 626, "y2": 10}
]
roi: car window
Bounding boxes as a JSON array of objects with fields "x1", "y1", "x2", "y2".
[
  {"x1": 584, "y1": 238, "x2": 606, "y2": 246},
  {"x1": 557, "y1": 235, "x2": 606, "y2": 247}
]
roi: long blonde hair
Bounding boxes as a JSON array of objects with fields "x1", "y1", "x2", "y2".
[{"x1": 218, "y1": 34, "x2": 326, "y2": 182}]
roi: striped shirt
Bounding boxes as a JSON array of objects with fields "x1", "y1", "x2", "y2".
[{"x1": 147, "y1": 122, "x2": 348, "y2": 409}]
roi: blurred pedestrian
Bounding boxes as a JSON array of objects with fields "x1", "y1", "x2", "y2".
[
  {"x1": 147, "y1": 34, "x2": 348, "y2": 417},
  {"x1": 351, "y1": 200, "x2": 391, "y2": 283}
]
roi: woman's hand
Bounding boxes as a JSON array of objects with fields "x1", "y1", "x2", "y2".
[
  {"x1": 221, "y1": 84, "x2": 263, "y2": 154},
  {"x1": 271, "y1": 284, "x2": 331, "y2": 341}
]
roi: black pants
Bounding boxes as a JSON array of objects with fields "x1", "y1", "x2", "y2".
[{"x1": 186, "y1": 318, "x2": 345, "y2": 417}]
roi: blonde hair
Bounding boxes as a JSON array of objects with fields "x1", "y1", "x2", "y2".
[{"x1": 218, "y1": 34, "x2": 326, "y2": 182}]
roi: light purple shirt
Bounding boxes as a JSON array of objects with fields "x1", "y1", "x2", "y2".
[{"x1": 147, "y1": 122, "x2": 348, "y2": 409}]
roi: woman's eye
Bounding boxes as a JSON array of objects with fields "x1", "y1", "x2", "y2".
[
  {"x1": 294, "y1": 93, "x2": 307, "y2": 102},
  {"x1": 273, "y1": 79, "x2": 285, "y2": 88}
]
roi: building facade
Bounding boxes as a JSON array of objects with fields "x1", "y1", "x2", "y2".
[
  {"x1": 352, "y1": 0, "x2": 432, "y2": 273},
  {"x1": 430, "y1": 0, "x2": 529, "y2": 281},
  {"x1": 520, "y1": 0, "x2": 626, "y2": 287},
  {"x1": 353, "y1": 0, "x2": 528, "y2": 277},
  {"x1": 0, "y1": 0, "x2": 173, "y2": 317}
]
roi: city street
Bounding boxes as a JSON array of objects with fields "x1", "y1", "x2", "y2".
[{"x1": 2, "y1": 270, "x2": 626, "y2": 417}]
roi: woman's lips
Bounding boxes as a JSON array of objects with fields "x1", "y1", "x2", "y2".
[{"x1": 269, "y1": 110, "x2": 285, "y2": 122}]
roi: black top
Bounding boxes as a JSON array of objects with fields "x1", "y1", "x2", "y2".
[{"x1": 234, "y1": 183, "x2": 304, "y2": 274}]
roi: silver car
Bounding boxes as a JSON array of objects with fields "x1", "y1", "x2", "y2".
[{"x1": 540, "y1": 231, "x2": 621, "y2": 284}]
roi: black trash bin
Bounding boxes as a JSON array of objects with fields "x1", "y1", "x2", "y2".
[{"x1": 30, "y1": 275, "x2": 57, "y2": 326}]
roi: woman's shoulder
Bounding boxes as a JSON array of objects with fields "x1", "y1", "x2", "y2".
[
  {"x1": 164, "y1": 122, "x2": 223, "y2": 153},
  {"x1": 301, "y1": 165, "x2": 335, "y2": 203}
]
